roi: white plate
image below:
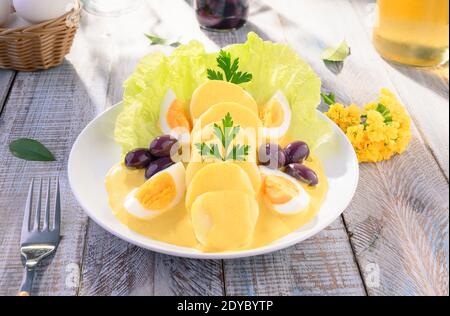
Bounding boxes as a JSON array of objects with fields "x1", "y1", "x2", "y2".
[{"x1": 68, "y1": 103, "x2": 359, "y2": 259}]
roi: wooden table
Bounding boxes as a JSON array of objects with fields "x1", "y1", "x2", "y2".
[{"x1": 0, "y1": 0, "x2": 448, "y2": 296}]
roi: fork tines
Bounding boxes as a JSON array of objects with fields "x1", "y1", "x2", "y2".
[{"x1": 21, "y1": 178, "x2": 61, "y2": 243}]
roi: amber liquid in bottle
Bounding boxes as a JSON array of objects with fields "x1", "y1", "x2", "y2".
[{"x1": 373, "y1": 0, "x2": 449, "y2": 66}]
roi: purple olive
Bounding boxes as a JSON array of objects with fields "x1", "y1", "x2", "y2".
[
  {"x1": 258, "y1": 143, "x2": 286, "y2": 169},
  {"x1": 124, "y1": 149, "x2": 153, "y2": 169},
  {"x1": 149, "y1": 135, "x2": 179, "y2": 158},
  {"x1": 145, "y1": 157, "x2": 174, "y2": 179},
  {"x1": 285, "y1": 163, "x2": 319, "y2": 186},
  {"x1": 284, "y1": 141, "x2": 310, "y2": 164}
]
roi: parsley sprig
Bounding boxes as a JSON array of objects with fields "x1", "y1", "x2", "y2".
[
  {"x1": 195, "y1": 113, "x2": 250, "y2": 161},
  {"x1": 207, "y1": 51, "x2": 253, "y2": 85}
]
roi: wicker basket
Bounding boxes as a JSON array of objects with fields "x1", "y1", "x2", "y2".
[{"x1": 0, "y1": 0, "x2": 81, "y2": 72}]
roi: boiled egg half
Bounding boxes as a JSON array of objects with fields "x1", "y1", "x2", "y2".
[
  {"x1": 260, "y1": 166, "x2": 310, "y2": 215},
  {"x1": 260, "y1": 91, "x2": 292, "y2": 140},
  {"x1": 124, "y1": 162, "x2": 186, "y2": 219},
  {"x1": 159, "y1": 89, "x2": 191, "y2": 137}
]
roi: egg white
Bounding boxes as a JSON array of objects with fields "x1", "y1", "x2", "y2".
[
  {"x1": 124, "y1": 162, "x2": 186, "y2": 219},
  {"x1": 159, "y1": 89, "x2": 191, "y2": 152},
  {"x1": 261, "y1": 91, "x2": 292, "y2": 140},
  {"x1": 0, "y1": 0, "x2": 12, "y2": 27},
  {"x1": 260, "y1": 166, "x2": 310, "y2": 215},
  {"x1": 159, "y1": 89, "x2": 177, "y2": 135},
  {"x1": 13, "y1": 0, "x2": 74, "y2": 24},
  {"x1": 159, "y1": 89, "x2": 191, "y2": 136}
]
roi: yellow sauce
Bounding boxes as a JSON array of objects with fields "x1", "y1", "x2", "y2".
[{"x1": 105, "y1": 156, "x2": 328, "y2": 253}]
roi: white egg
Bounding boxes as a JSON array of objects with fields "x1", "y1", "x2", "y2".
[
  {"x1": 13, "y1": 0, "x2": 74, "y2": 24},
  {"x1": 0, "y1": 0, "x2": 12, "y2": 27},
  {"x1": 260, "y1": 91, "x2": 292, "y2": 140},
  {"x1": 2, "y1": 12, "x2": 31, "y2": 28},
  {"x1": 124, "y1": 162, "x2": 186, "y2": 219},
  {"x1": 260, "y1": 166, "x2": 310, "y2": 215}
]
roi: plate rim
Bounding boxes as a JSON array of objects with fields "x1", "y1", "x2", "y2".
[{"x1": 68, "y1": 102, "x2": 359, "y2": 259}]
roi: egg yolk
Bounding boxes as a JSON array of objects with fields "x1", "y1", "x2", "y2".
[
  {"x1": 263, "y1": 175, "x2": 299, "y2": 204},
  {"x1": 260, "y1": 100, "x2": 284, "y2": 128},
  {"x1": 167, "y1": 100, "x2": 192, "y2": 131},
  {"x1": 136, "y1": 173, "x2": 176, "y2": 210}
]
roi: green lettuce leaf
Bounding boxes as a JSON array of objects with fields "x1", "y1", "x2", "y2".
[
  {"x1": 115, "y1": 41, "x2": 210, "y2": 154},
  {"x1": 115, "y1": 33, "x2": 331, "y2": 154},
  {"x1": 167, "y1": 41, "x2": 212, "y2": 101},
  {"x1": 224, "y1": 33, "x2": 331, "y2": 149}
]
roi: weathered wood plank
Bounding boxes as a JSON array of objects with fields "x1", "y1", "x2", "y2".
[
  {"x1": 346, "y1": 146, "x2": 449, "y2": 296},
  {"x1": 77, "y1": 0, "x2": 225, "y2": 296},
  {"x1": 224, "y1": 218, "x2": 366, "y2": 296},
  {"x1": 0, "y1": 65, "x2": 99, "y2": 296},
  {"x1": 0, "y1": 7, "x2": 117, "y2": 295},
  {"x1": 0, "y1": 70, "x2": 15, "y2": 114},
  {"x1": 79, "y1": 222, "x2": 225, "y2": 296},
  {"x1": 259, "y1": 0, "x2": 448, "y2": 295},
  {"x1": 350, "y1": 0, "x2": 449, "y2": 179}
]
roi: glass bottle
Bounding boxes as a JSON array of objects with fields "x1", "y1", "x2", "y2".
[
  {"x1": 195, "y1": 0, "x2": 249, "y2": 31},
  {"x1": 373, "y1": 0, "x2": 449, "y2": 67}
]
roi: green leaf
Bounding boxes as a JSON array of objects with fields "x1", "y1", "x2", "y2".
[
  {"x1": 195, "y1": 143, "x2": 205, "y2": 153},
  {"x1": 227, "y1": 144, "x2": 250, "y2": 161},
  {"x1": 231, "y1": 71, "x2": 253, "y2": 85},
  {"x1": 145, "y1": 34, "x2": 181, "y2": 48},
  {"x1": 376, "y1": 103, "x2": 393, "y2": 123},
  {"x1": 213, "y1": 123, "x2": 226, "y2": 148},
  {"x1": 321, "y1": 92, "x2": 336, "y2": 106},
  {"x1": 222, "y1": 112, "x2": 234, "y2": 129},
  {"x1": 207, "y1": 69, "x2": 224, "y2": 81},
  {"x1": 195, "y1": 113, "x2": 249, "y2": 162},
  {"x1": 9, "y1": 138, "x2": 56, "y2": 162},
  {"x1": 321, "y1": 40, "x2": 351, "y2": 62},
  {"x1": 195, "y1": 143, "x2": 224, "y2": 161},
  {"x1": 169, "y1": 41, "x2": 182, "y2": 48},
  {"x1": 207, "y1": 50, "x2": 253, "y2": 85},
  {"x1": 210, "y1": 144, "x2": 223, "y2": 161},
  {"x1": 145, "y1": 34, "x2": 166, "y2": 45}
]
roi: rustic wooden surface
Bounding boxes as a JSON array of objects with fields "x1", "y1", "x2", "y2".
[{"x1": 0, "y1": 0, "x2": 448, "y2": 296}]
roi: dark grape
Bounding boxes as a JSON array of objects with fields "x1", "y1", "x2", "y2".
[
  {"x1": 124, "y1": 149, "x2": 153, "y2": 169},
  {"x1": 145, "y1": 157, "x2": 174, "y2": 179},
  {"x1": 285, "y1": 163, "x2": 319, "y2": 186},
  {"x1": 258, "y1": 143, "x2": 286, "y2": 169},
  {"x1": 284, "y1": 141, "x2": 310, "y2": 164},
  {"x1": 149, "y1": 135, "x2": 178, "y2": 158}
]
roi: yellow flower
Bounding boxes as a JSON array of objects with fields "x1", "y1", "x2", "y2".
[
  {"x1": 326, "y1": 103, "x2": 362, "y2": 132},
  {"x1": 325, "y1": 89, "x2": 412, "y2": 163}
]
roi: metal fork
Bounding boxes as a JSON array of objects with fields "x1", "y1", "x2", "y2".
[{"x1": 18, "y1": 178, "x2": 61, "y2": 296}]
